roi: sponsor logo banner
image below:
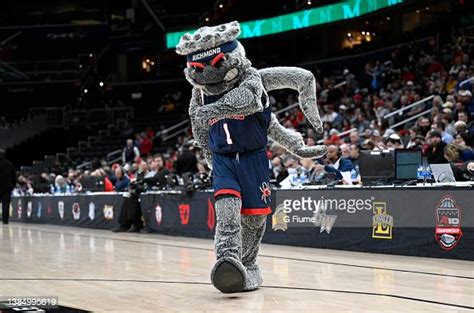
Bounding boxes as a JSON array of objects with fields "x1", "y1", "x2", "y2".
[
  {"x1": 372, "y1": 202, "x2": 394, "y2": 239},
  {"x1": 435, "y1": 195, "x2": 463, "y2": 251},
  {"x1": 178, "y1": 204, "x2": 190, "y2": 225}
]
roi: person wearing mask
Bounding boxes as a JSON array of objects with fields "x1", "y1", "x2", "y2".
[{"x1": 0, "y1": 149, "x2": 16, "y2": 224}]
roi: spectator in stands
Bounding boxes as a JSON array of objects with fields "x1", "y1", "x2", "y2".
[
  {"x1": 122, "y1": 139, "x2": 140, "y2": 164},
  {"x1": 136, "y1": 161, "x2": 149, "y2": 181},
  {"x1": 432, "y1": 122, "x2": 454, "y2": 144},
  {"x1": 349, "y1": 131, "x2": 362, "y2": 146},
  {"x1": 51, "y1": 175, "x2": 72, "y2": 195},
  {"x1": 340, "y1": 143, "x2": 350, "y2": 158},
  {"x1": 176, "y1": 141, "x2": 198, "y2": 175},
  {"x1": 458, "y1": 89, "x2": 474, "y2": 118},
  {"x1": 66, "y1": 169, "x2": 78, "y2": 191},
  {"x1": 416, "y1": 117, "x2": 431, "y2": 137},
  {"x1": 454, "y1": 133, "x2": 474, "y2": 162},
  {"x1": 321, "y1": 104, "x2": 342, "y2": 128},
  {"x1": 0, "y1": 149, "x2": 16, "y2": 225},
  {"x1": 426, "y1": 131, "x2": 448, "y2": 164},
  {"x1": 386, "y1": 133, "x2": 404, "y2": 150},
  {"x1": 139, "y1": 132, "x2": 153, "y2": 157},
  {"x1": 362, "y1": 139, "x2": 376, "y2": 151},
  {"x1": 443, "y1": 145, "x2": 465, "y2": 181},
  {"x1": 109, "y1": 166, "x2": 130, "y2": 192},
  {"x1": 142, "y1": 154, "x2": 170, "y2": 187},
  {"x1": 356, "y1": 112, "x2": 370, "y2": 133}
]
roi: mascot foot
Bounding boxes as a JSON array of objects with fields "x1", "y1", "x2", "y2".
[
  {"x1": 211, "y1": 257, "x2": 246, "y2": 293},
  {"x1": 243, "y1": 264, "x2": 263, "y2": 292}
]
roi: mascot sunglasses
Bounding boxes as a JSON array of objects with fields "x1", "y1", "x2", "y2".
[
  {"x1": 187, "y1": 52, "x2": 225, "y2": 69},
  {"x1": 186, "y1": 40, "x2": 238, "y2": 70}
]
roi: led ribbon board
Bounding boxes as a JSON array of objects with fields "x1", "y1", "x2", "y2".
[{"x1": 166, "y1": 0, "x2": 404, "y2": 49}]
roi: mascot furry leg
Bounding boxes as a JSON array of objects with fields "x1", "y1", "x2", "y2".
[
  {"x1": 211, "y1": 196, "x2": 247, "y2": 293},
  {"x1": 241, "y1": 215, "x2": 266, "y2": 291},
  {"x1": 211, "y1": 199, "x2": 266, "y2": 293}
]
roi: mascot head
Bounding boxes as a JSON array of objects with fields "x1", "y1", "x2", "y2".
[{"x1": 176, "y1": 21, "x2": 251, "y2": 95}]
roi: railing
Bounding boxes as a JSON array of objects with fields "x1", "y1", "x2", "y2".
[
  {"x1": 0, "y1": 114, "x2": 49, "y2": 149},
  {"x1": 29, "y1": 107, "x2": 67, "y2": 128},
  {"x1": 106, "y1": 149, "x2": 122, "y2": 165},
  {"x1": 389, "y1": 109, "x2": 431, "y2": 129},
  {"x1": 383, "y1": 95, "x2": 434, "y2": 120},
  {"x1": 76, "y1": 161, "x2": 93, "y2": 170},
  {"x1": 459, "y1": 77, "x2": 474, "y2": 88},
  {"x1": 162, "y1": 119, "x2": 190, "y2": 142}
]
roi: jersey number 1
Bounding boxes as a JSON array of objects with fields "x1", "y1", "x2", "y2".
[{"x1": 223, "y1": 123, "x2": 233, "y2": 145}]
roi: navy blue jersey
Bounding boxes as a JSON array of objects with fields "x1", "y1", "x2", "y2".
[{"x1": 205, "y1": 92, "x2": 271, "y2": 154}]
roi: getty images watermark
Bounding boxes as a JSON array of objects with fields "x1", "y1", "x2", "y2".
[{"x1": 272, "y1": 195, "x2": 375, "y2": 233}]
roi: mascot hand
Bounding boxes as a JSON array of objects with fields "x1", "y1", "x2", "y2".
[{"x1": 293, "y1": 145, "x2": 327, "y2": 159}]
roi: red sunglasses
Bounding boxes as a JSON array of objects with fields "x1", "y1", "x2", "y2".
[{"x1": 187, "y1": 53, "x2": 225, "y2": 69}]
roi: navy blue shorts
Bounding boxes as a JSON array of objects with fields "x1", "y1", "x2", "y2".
[{"x1": 212, "y1": 148, "x2": 271, "y2": 215}]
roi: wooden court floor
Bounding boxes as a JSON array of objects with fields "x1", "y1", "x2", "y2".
[{"x1": 0, "y1": 223, "x2": 472, "y2": 312}]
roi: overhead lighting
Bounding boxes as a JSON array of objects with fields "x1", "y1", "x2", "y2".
[
  {"x1": 205, "y1": 17, "x2": 210, "y2": 22},
  {"x1": 365, "y1": 21, "x2": 369, "y2": 25},
  {"x1": 307, "y1": 0, "x2": 312, "y2": 5},
  {"x1": 416, "y1": 10, "x2": 420, "y2": 13},
  {"x1": 361, "y1": 31, "x2": 366, "y2": 35},
  {"x1": 83, "y1": 89, "x2": 88, "y2": 94},
  {"x1": 89, "y1": 53, "x2": 93, "y2": 58},
  {"x1": 347, "y1": 32, "x2": 352, "y2": 37},
  {"x1": 425, "y1": 6, "x2": 429, "y2": 10},
  {"x1": 219, "y1": 3, "x2": 223, "y2": 8},
  {"x1": 99, "y1": 82, "x2": 104, "y2": 87},
  {"x1": 386, "y1": 17, "x2": 391, "y2": 21}
]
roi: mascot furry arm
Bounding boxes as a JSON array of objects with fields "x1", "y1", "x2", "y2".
[{"x1": 260, "y1": 67, "x2": 326, "y2": 158}]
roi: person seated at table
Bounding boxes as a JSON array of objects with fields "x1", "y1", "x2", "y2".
[
  {"x1": 108, "y1": 166, "x2": 130, "y2": 192},
  {"x1": 50, "y1": 175, "x2": 72, "y2": 195},
  {"x1": 318, "y1": 145, "x2": 354, "y2": 180},
  {"x1": 443, "y1": 144, "x2": 466, "y2": 181}
]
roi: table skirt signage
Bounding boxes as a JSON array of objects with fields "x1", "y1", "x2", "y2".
[{"x1": 8, "y1": 187, "x2": 474, "y2": 260}]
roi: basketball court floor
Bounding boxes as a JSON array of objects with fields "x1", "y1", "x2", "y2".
[{"x1": 0, "y1": 223, "x2": 472, "y2": 312}]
